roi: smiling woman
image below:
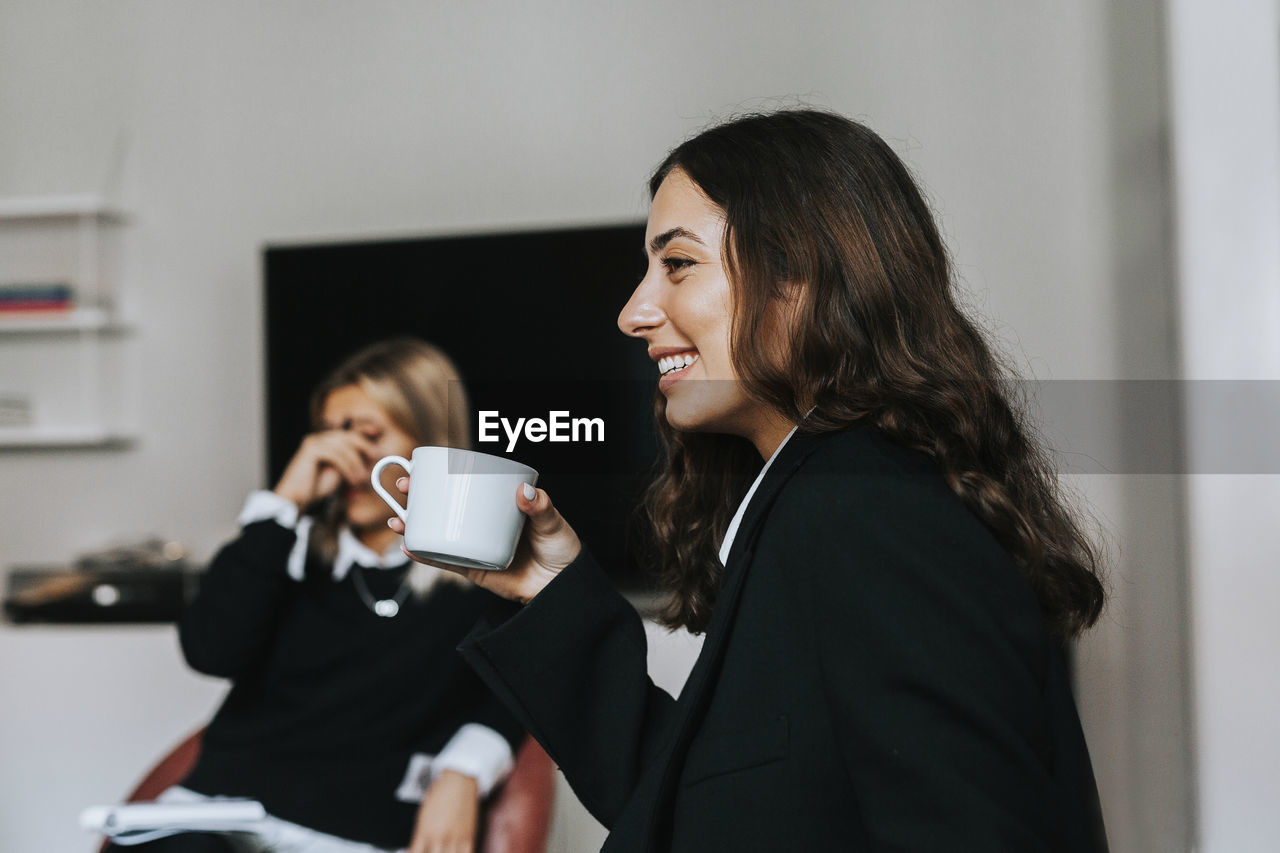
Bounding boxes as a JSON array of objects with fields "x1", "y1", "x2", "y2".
[
  {"x1": 401, "y1": 109, "x2": 1110, "y2": 852},
  {"x1": 619, "y1": 171, "x2": 793, "y2": 455}
]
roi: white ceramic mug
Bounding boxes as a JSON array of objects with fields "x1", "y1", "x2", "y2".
[{"x1": 371, "y1": 446, "x2": 538, "y2": 571}]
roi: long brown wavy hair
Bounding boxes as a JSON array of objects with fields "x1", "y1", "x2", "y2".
[{"x1": 641, "y1": 110, "x2": 1105, "y2": 641}]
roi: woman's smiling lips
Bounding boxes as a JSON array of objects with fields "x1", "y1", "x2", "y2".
[{"x1": 650, "y1": 346, "x2": 701, "y2": 392}]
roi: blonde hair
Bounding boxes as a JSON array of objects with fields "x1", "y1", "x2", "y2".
[
  {"x1": 307, "y1": 337, "x2": 471, "y2": 589},
  {"x1": 310, "y1": 337, "x2": 470, "y2": 451}
]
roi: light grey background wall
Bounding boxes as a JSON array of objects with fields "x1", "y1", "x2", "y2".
[
  {"x1": 0, "y1": 0, "x2": 1245, "y2": 850},
  {"x1": 1167, "y1": 1, "x2": 1280, "y2": 850}
]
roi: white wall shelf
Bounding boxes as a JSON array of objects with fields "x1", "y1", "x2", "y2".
[
  {"x1": 0, "y1": 196, "x2": 135, "y2": 449},
  {"x1": 0, "y1": 308, "x2": 128, "y2": 334},
  {"x1": 0, "y1": 425, "x2": 134, "y2": 449},
  {"x1": 0, "y1": 194, "x2": 127, "y2": 221}
]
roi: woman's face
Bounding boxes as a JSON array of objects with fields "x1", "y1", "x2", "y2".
[
  {"x1": 618, "y1": 169, "x2": 778, "y2": 444},
  {"x1": 319, "y1": 383, "x2": 417, "y2": 531}
]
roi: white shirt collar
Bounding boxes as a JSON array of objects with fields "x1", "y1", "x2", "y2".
[
  {"x1": 718, "y1": 425, "x2": 800, "y2": 566},
  {"x1": 333, "y1": 527, "x2": 411, "y2": 581}
]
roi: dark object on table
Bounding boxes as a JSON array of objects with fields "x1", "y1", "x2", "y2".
[{"x1": 4, "y1": 539, "x2": 199, "y2": 624}]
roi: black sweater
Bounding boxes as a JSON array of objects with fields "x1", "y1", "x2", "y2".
[{"x1": 177, "y1": 519, "x2": 523, "y2": 850}]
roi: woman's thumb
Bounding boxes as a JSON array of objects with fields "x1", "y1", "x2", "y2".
[{"x1": 517, "y1": 484, "x2": 560, "y2": 532}]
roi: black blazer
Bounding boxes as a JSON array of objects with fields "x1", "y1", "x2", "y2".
[{"x1": 460, "y1": 427, "x2": 1108, "y2": 852}]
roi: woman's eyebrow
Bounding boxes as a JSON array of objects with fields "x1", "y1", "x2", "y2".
[
  {"x1": 325, "y1": 414, "x2": 382, "y2": 431},
  {"x1": 649, "y1": 227, "x2": 705, "y2": 254}
]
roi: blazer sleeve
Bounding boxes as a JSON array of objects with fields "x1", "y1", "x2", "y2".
[
  {"x1": 178, "y1": 519, "x2": 296, "y2": 679},
  {"x1": 420, "y1": 595, "x2": 529, "y2": 795},
  {"x1": 453, "y1": 595, "x2": 531, "y2": 754},
  {"x1": 784, "y1": 470, "x2": 1081, "y2": 851},
  {"x1": 457, "y1": 548, "x2": 682, "y2": 828}
]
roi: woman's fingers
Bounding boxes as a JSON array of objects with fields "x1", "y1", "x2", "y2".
[
  {"x1": 315, "y1": 434, "x2": 369, "y2": 483},
  {"x1": 275, "y1": 429, "x2": 390, "y2": 508},
  {"x1": 348, "y1": 430, "x2": 380, "y2": 463},
  {"x1": 517, "y1": 484, "x2": 563, "y2": 534},
  {"x1": 516, "y1": 481, "x2": 542, "y2": 513},
  {"x1": 515, "y1": 484, "x2": 581, "y2": 570}
]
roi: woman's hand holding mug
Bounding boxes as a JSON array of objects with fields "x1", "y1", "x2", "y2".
[{"x1": 388, "y1": 476, "x2": 581, "y2": 604}]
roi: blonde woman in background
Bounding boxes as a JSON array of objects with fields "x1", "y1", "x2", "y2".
[{"x1": 109, "y1": 338, "x2": 523, "y2": 853}]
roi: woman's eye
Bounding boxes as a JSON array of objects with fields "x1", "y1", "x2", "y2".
[{"x1": 662, "y1": 256, "x2": 695, "y2": 275}]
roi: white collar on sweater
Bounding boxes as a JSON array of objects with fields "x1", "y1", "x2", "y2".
[
  {"x1": 332, "y1": 527, "x2": 411, "y2": 581},
  {"x1": 239, "y1": 490, "x2": 416, "y2": 584}
]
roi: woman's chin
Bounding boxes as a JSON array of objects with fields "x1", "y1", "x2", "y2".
[
  {"x1": 345, "y1": 496, "x2": 394, "y2": 530},
  {"x1": 662, "y1": 386, "x2": 747, "y2": 435},
  {"x1": 663, "y1": 407, "x2": 708, "y2": 433}
]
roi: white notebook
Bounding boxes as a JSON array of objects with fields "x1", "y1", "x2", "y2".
[{"x1": 80, "y1": 799, "x2": 267, "y2": 846}]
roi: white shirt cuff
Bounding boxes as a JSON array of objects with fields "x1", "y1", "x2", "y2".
[
  {"x1": 237, "y1": 490, "x2": 300, "y2": 529},
  {"x1": 430, "y1": 723, "x2": 515, "y2": 798}
]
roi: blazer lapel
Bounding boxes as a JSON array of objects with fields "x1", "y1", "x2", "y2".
[
  {"x1": 638, "y1": 429, "x2": 829, "y2": 850},
  {"x1": 721, "y1": 429, "x2": 827, "y2": 573}
]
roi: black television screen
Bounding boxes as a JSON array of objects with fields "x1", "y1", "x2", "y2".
[{"x1": 263, "y1": 223, "x2": 659, "y2": 590}]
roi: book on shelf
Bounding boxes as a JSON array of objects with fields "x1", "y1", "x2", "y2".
[{"x1": 0, "y1": 281, "x2": 74, "y2": 313}]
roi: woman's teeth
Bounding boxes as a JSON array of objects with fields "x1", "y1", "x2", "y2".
[{"x1": 659, "y1": 353, "x2": 698, "y2": 376}]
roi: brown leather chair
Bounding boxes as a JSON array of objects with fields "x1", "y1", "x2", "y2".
[{"x1": 102, "y1": 730, "x2": 556, "y2": 852}]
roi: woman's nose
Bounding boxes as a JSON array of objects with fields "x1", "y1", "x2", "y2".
[{"x1": 618, "y1": 277, "x2": 665, "y2": 338}]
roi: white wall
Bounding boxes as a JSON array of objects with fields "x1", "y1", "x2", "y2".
[
  {"x1": 0, "y1": 1, "x2": 1192, "y2": 850},
  {"x1": 1167, "y1": 1, "x2": 1280, "y2": 850}
]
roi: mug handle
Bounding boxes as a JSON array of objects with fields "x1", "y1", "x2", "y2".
[{"x1": 370, "y1": 455, "x2": 412, "y2": 523}]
